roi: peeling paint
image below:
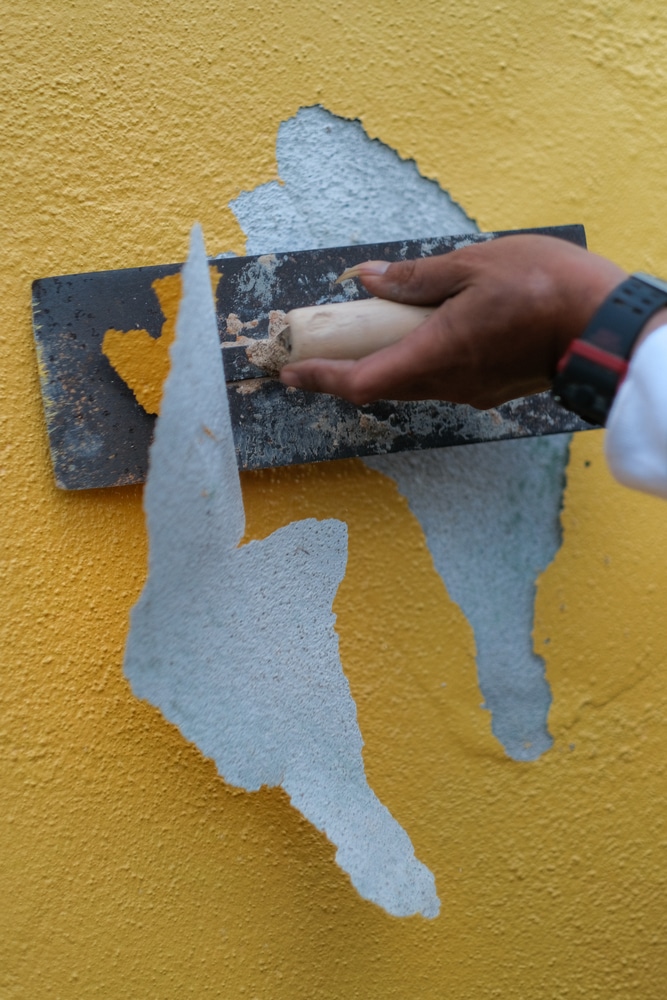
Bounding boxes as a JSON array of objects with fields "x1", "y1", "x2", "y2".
[
  {"x1": 230, "y1": 106, "x2": 477, "y2": 255},
  {"x1": 125, "y1": 225, "x2": 439, "y2": 918},
  {"x1": 367, "y1": 435, "x2": 570, "y2": 761},
  {"x1": 232, "y1": 105, "x2": 571, "y2": 760}
]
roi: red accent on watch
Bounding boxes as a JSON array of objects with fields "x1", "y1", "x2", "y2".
[{"x1": 557, "y1": 337, "x2": 629, "y2": 379}]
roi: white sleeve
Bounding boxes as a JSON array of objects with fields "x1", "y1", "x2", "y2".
[{"x1": 604, "y1": 323, "x2": 667, "y2": 499}]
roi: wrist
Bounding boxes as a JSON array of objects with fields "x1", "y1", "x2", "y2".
[
  {"x1": 550, "y1": 264, "x2": 628, "y2": 372},
  {"x1": 552, "y1": 273, "x2": 667, "y2": 425}
]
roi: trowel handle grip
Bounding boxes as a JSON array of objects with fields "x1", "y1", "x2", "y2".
[{"x1": 282, "y1": 298, "x2": 433, "y2": 363}]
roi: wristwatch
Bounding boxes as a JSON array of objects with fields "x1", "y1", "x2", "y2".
[{"x1": 552, "y1": 272, "x2": 667, "y2": 425}]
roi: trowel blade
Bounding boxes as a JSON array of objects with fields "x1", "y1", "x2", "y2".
[{"x1": 31, "y1": 226, "x2": 589, "y2": 490}]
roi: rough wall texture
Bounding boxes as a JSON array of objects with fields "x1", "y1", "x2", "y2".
[{"x1": 3, "y1": 2, "x2": 667, "y2": 998}]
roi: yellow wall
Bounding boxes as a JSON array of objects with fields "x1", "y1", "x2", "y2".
[{"x1": 3, "y1": 2, "x2": 667, "y2": 996}]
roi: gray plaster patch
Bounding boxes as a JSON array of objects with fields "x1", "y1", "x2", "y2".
[
  {"x1": 230, "y1": 105, "x2": 477, "y2": 255},
  {"x1": 228, "y1": 105, "x2": 569, "y2": 761},
  {"x1": 366, "y1": 437, "x2": 569, "y2": 761},
  {"x1": 124, "y1": 225, "x2": 439, "y2": 919}
]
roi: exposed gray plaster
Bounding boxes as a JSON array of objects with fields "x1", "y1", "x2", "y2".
[
  {"x1": 230, "y1": 105, "x2": 477, "y2": 254},
  {"x1": 366, "y1": 438, "x2": 569, "y2": 761},
  {"x1": 228, "y1": 105, "x2": 569, "y2": 761},
  {"x1": 124, "y1": 225, "x2": 439, "y2": 919}
]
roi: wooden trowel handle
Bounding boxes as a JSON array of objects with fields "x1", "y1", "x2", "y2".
[{"x1": 282, "y1": 298, "x2": 433, "y2": 363}]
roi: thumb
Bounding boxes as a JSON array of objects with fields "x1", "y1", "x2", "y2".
[{"x1": 338, "y1": 253, "x2": 468, "y2": 306}]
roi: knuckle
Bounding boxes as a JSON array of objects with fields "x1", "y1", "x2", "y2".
[
  {"x1": 345, "y1": 372, "x2": 376, "y2": 407},
  {"x1": 451, "y1": 242, "x2": 485, "y2": 271},
  {"x1": 388, "y1": 257, "x2": 423, "y2": 294},
  {"x1": 400, "y1": 257, "x2": 420, "y2": 284}
]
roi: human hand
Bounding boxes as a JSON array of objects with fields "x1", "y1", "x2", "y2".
[{"x1": 279, "y1": 234, "x2": 627, "y2": 408}]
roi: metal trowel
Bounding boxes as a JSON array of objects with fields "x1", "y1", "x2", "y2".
[{"x1": 31, "y1": 226, "x2": 590, "y2": 491}]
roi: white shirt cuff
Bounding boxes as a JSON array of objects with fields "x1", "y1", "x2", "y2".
[{"x1": 605, "y1": 323, "x2": 667, "y2": 500}]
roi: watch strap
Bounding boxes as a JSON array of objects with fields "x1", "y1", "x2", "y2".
[{"x1": 552, "y1": 273, "x2": 667, "y2": 426}]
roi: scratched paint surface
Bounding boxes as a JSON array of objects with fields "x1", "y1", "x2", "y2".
[
  {"x1": 124, "y1": 225, "x2": 438, "y2": 918},
  {"x1": 4, "y1": 2, "x2": 667, "y2": 997}
]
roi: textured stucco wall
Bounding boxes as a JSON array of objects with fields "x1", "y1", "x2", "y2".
[{"x1": 3, "y1": 2, "x2": 667, "y2": 997}]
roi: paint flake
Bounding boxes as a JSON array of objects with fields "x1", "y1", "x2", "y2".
[{"x1": 123, "y1": 224, "x2": 439, "y2": 919}]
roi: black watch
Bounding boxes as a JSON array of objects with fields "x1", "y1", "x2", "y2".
[{"x1": 552, "y1": 272, "x2": 667, "y2": 426}]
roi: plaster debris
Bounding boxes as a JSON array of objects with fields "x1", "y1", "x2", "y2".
[
  {"x1": 225, "y1": 313, "x2": 259, "y2": 339},
  {"x1": 246, "y1": 331, "x2": 290, "y2": 374},
  {"x1": 124, "y1": 224, "x2": 439, "y2": 920},
  {"x1": 246, "y1": 309, "x2": 290, "y2": 373},
  {"x1": 230, "y1": 104, "x2": 569, "y2": 762},
  {"x1": 268, "y1": 309, "x2": 289, "y2": 338}
]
